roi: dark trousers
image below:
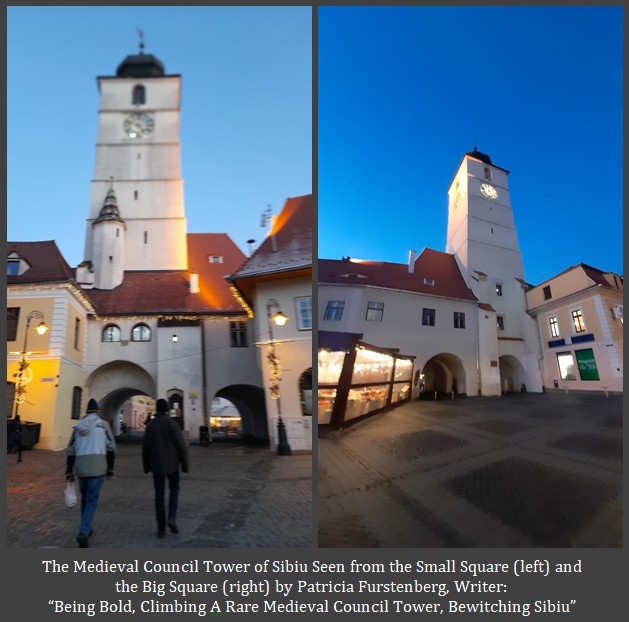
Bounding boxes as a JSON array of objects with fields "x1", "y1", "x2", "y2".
[{"x1": 152, "y1": 471, "x2": 180, "y2": 531}]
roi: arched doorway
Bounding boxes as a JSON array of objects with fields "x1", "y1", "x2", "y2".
[
  {"x1": 499, "y1": 355, "x2": 528, "y2": 393},
  {"x1": 166, "y1": 389, "x2": 184, "y2": 430},
  {"x1": 213, "y1": 385, "x2": 268, "y2": 444},
  {"x1": 299, "y1": 368, "x2": 312, "y2": 416},
  {"x1": 420, "y1": 353, "x2": 466, "y2": 399},
  {"x1": 86, "y1": 360, "x2": 156, "y2": 432}
]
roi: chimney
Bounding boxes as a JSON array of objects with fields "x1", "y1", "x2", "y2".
[
  {"x1": 408, "y1": 250, "x2": 417, "y2": 274},
  {"x1": 189, "y1": 273, "x2": 199, "y2": 294}
]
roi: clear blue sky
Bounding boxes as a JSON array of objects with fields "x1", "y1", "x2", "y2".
[
  {"x1": 318, "y1": 6, "x2": 622, "y2": 286},
  {"x1": 7, "y1": 6, "x2": 312, "y2": 268}
]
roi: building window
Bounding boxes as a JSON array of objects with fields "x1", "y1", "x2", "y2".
[
  {"x1": 102, "y1": 325, "x2": 121, "y2": 342},
  {"x1": 144, "y1": 231, "x2": 148, "y2": 244},
  {"x1": 366, "y1": 301, "x2": 384, "y2": 322},
  {"x1": 497, "y1": 315, "x2": 505, "y2": 331},
  {"x1": 132, "y1": 84, "x2": 146, "y2": 105},
  {"x1": 495, "y1": 282, "x2": 502, "y2": 296},
  {"x1": 557, "y1": 351, "x2": 576, "y2": 381},
  {"x1": 208, "y1": 255, "x2": 223, "y2": 263},
  {"x1": 134, "y1": 191, "x2": 138, "y2": 200},
  {"x1": 454, "y1": 311, "x2": 466, "y2": 329},
  {"x1": 423, "y1": 278, "x2": 435, "y2": 286},
  {"x1": 549, "y1": 316, "x2": 559, "y2": 338},
  {"x1": 484, "y1": 167, "x2": 492, "y2": 180},
  {"x1": 571, "y1": 309, "x2": 585, "y2": 333},
  {"x1": 71, "y1": 386, "x2": 82, "y2": 420},
  {"x1": 543, "y1": 285, "x2": 552, "y2": 300},
  {"x1": 324, "y1": 300, "x2": 345, "y2": 321},
  {"x1": 295, "y1": 297, "x2": 312, "y2": 330},
  {"x1": 7, "y1": 307, "x2": 20, "y2": 341},
  {"x1": 74, "y1": 318, "x2": 81, "y2": 350},
  {"x1": 422, "y1": 308, "x2": 436, "y2": 327},
  {"x1": 131, "y1": 323, "x2": 151, "y2": 342},
  {"x1": 229, "y1": 321, "x2": 247, "y2": 347},
  {"x1": 7, "y1": 260, "x2": 20, "y2": 276}
]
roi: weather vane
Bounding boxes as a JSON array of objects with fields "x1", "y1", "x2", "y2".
[{"x1": 137, "y1": 28, "x2": 145, "y2": 53}]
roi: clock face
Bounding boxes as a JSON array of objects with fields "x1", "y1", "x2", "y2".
[
  {"x1": 480, "y1": 183, "x2": 498, "y2": 200},
  {"x1": 123, "y1": 113, "x2": 154, "y2": 138}
]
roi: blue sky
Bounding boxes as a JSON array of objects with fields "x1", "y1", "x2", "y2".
[
  {"x1": 7, "y1": 6, "x2": 312, "y2": 268},
  {"x1": 318, "y1": 6, "x2": 622, "y2": 286}
]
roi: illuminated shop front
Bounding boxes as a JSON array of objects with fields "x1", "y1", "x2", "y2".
[{"x1": 318, "y1": 331, "x2": 414, "y2": 429}]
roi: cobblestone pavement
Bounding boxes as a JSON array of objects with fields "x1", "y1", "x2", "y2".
[
  {"x1": 6, "y1": 442, "x2": 313, "y2": 549},
  {"x1": 318, "y1": 392, "x2": 623, "y2": 548}
]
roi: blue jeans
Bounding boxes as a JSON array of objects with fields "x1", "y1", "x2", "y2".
[
  {"x1": 153, "y1": 472, "x2": 180, "y2": 531},
  {"x1": 78, "y1": 475, "x2": 105, "y2": 536}
]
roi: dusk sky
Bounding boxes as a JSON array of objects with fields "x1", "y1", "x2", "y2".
[
  {"x1": 318, "y1": 6, "x2": 622, "y2": 287},
  {"x1": 7, "y1": 6, "x2": 312, "y2": 268}
]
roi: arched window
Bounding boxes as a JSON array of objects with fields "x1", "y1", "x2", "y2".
[
  {"x1": 102, "y1": 324, "x2": 121, "y2": 342},
  {"x1": 131, "y1": 323, "x2": 151, "y2": 342},
  {"x1": 132, "y1": 84, "x2": 146, "y2": 105}
]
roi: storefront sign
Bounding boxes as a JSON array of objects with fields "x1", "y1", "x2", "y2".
[{"x1": 575, "y1": 349, "x2": 600, "y2": 381}]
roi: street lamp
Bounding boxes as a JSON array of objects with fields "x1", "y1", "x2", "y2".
[
  {"x1": 266, "y1": 299, "x2": 292, "y2": 456},
  {"x1": 13, "y1": 310, "x2": 48, "y2": 418}
]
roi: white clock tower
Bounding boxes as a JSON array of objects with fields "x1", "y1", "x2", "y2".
[
  {"x1": 82, "y1": 43, "x2": 188, "y2": 288},
  {"x1": 446, "y1": 147, "x2": 542, "y2": 394}
]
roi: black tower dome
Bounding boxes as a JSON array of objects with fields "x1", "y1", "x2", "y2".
[{"x1": 116, "y1": 51, "x2": 165, "y2": 77}]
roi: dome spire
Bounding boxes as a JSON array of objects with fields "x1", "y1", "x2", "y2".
[{"x1": 137, "y1": 27, "x2": 145, "y2": 54}]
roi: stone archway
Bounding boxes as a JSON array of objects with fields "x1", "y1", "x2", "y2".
[
  {"x1": 214, "y1": 385, "x2": 268, "y2": 444},
  {"x1": 420, "y1": 353, "x2": 467, "y2": 399},
  {"x1": 86, "y1": 360, "x2": 156, "y2": 430},
  {"x1": 499, "y1": 355, "x2": 528, "y2": 393}
]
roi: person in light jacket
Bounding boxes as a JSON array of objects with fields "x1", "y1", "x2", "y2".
[
  {"x1": 142, "y1": 399, "x2": 189, "y2": 538},
  {"x1": 65, "y1": 398, "x2": 116, "y2": 548}
]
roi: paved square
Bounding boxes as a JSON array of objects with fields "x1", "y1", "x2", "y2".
[{"x1": 318, "y1": 392, "x2": 623, "y2": 548}]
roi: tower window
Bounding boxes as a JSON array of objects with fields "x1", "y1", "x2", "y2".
[
  {"x1": 102, "y1": 324, "x2": 121, "y2": 342},
  {"x1": 422, "y1": 308, "x2": 436, "y2": 327},
  {"x1": 131, "y1": 323, "x2": 151, "y2": 342},
  {"x1": 484, "y1": 167, "x2": 492, "y2": 180},
  {"x1": 109, "y1": 256, "x2": 113, "y2": 263},
  {"x1": 144, "y1": 231, "x2": 148, "y2": 244},
  {"x1": 229, "y1": 321, "x2": 247, "y2": 347},
  {"x1": 454, "y1": 311, "x2": 466, "y2": 329},
  {"x1": 497, "y1": 316, "x2": 505, "y2": 331},
  {"x1": 74, "y1": 318, "x2": 81, "y2": 350},
  {"x1": 366, "y1": 301, "x2": 384, "y2": 322},
  {"x1": 132, "y1": 85, "x2": 146, "y2": 105},
  {"x1": 116, "y1": 228, "x2": 120, "y2": 237},
  {"x1": 495, "y1": 282, "x2": 502, "y2": 296},
  {"x1": 134, "y1": 190, "x2": 138, "y2": 200}
]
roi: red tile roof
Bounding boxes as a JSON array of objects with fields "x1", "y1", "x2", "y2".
[
  {"x1": 85, "y1": 233, "x2": 247, "y2": 316},
  {"x1": 230, "y1": 195, "x2": 312, "y2": 278},
  {"x1": 7, "y1": 241, "x2": 74, "y2": 284},
  {"x1": 319, "y1": 248, "x2": 478, "y2": 302}
]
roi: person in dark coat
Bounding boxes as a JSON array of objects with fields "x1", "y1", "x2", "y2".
[
  {"x1": 65, "y1": 398, "x2": 116, "y2": 548},
  {"x1": 142, "y1": 399, "x2": 189, "y2": 538}
]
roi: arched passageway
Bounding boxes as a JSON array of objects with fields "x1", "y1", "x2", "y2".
[
  {"x1": 213, "y1": 385, "x2": 268, "y2": 444},
  {"x1": 499, "y1": 355, "x2": 528, "y2": 393},
  {"x1": 419, "y1": 353, "x2": 467, "y2": 399}
]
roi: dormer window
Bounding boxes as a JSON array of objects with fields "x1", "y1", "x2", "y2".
[
  {"x1": 208, "y1": 255, "x2": 223, "y2": 264},
  {"x1": 132, "y1": 85, "x2": 146, "y2": 105},
  {"x1": 6, "y1": 253, "x2": 29, "y2": 276},
  {"x1": 423, "y1": 278, "x2": 435, "y2": 286}
]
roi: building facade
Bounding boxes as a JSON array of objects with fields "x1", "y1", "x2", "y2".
[{"x1": 526, "y1": 264, "x2": 623, "y2": 393}]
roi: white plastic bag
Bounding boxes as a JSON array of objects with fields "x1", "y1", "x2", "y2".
[{"x1": 64, "y1": 481, "x2": 78, "y2": 508}]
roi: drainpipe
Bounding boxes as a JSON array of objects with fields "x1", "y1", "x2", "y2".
[
  {"x1": 200, "y1": 320, "x2": 211, "y2": 443},
  {"x1": 474, "y1": 303, "x2": 482, "y2": 396}
]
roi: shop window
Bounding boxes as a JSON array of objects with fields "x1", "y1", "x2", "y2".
[
  {"x1": 557, "y1": 351, "x2": 576, "y2": 381},
  {"x1": 454, "y1": 311, "x2": 466, "y2": 329},
  {"x1": 295, "y1": 296, "x2": 312, "y2": 330},
  {"x1": 7, "y1": 307, "x2": 20, "y2": 341},
  {"x1": 71, "y1": 386, "x2": 82, "y2": 420},
  {"x1": 543, "y1": 285, "x2": 552, "y2": 300},
  {"x1": 495, "y1": 282, "x2": 502, "y2": 296},
  {"x1": 571, "y1": 309, "x2": 585, "y2": 333},
  {"x1": 549, "y1": 316, "x2": 559, "y2": 338},
  {"x1": 132, "y1": 84, "x2": 146, "y2": 105},
  {"x1": 102, "y1": 324, "x2": 121, "y2": 342},
  {"x1": 229, "y1": 321, "x2": 247, "y2": 347},
  {"x1": 497, "y1": 315, "x2": 505, "y2": 331},
  {"x1": 131, "y1": 323, "x2": 151, "y2": 342},
  {"x1": 324, "y1": 300, "x2": 345, "y2": 321},
  {"x1": 422, "y1": 308, "x2": 435, "y2": 327},
  {"x1": 366, "y1": 301, "x2": 384, "y2": 322}
]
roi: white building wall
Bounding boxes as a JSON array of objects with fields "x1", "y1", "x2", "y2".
[{"x1": 255, "y1": 278, "x2": 312, "y2": 452}]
